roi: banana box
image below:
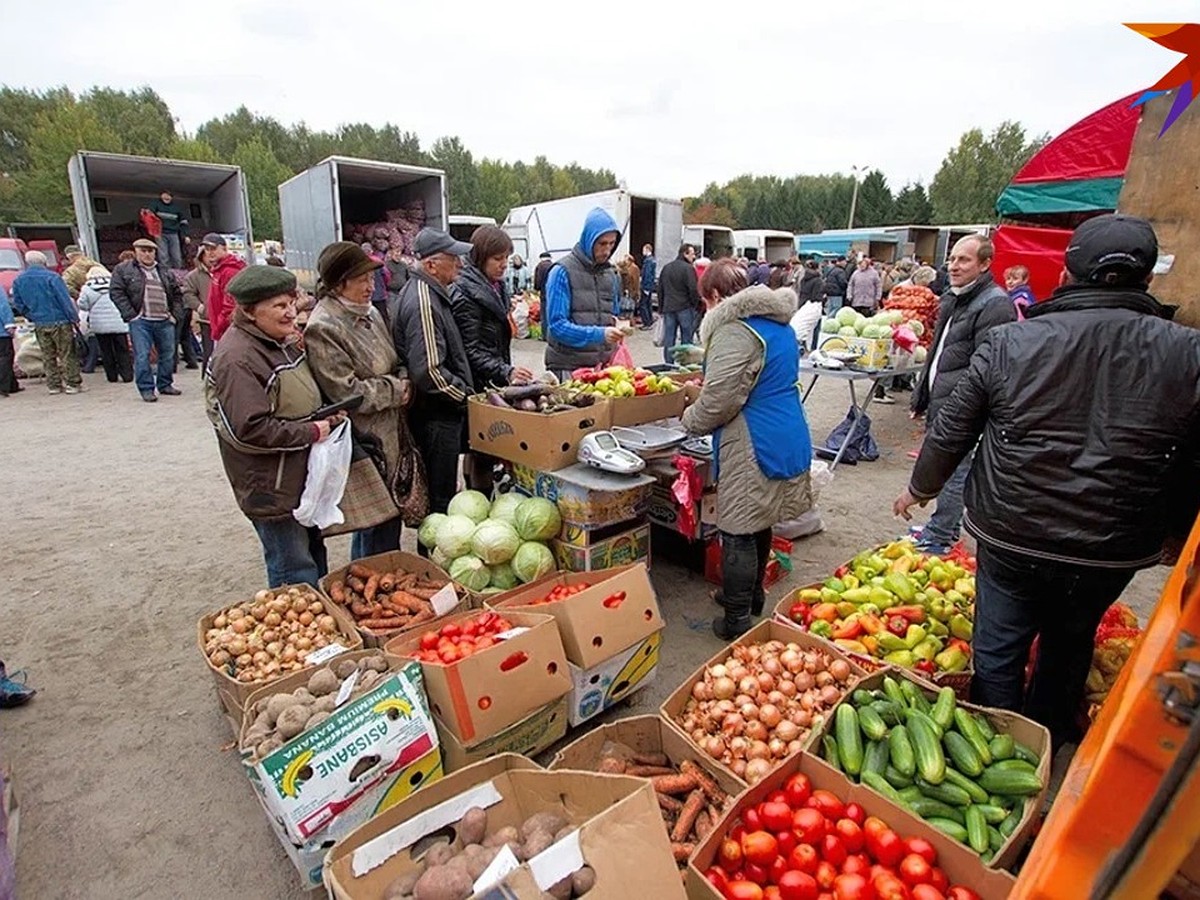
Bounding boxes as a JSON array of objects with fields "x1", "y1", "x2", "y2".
[
  {"x1": 244, "y1": 661, "x2": 441, "y2": 845},
  {"x1": 567, "y1": 629, "x2": 663, "y2": 727}
]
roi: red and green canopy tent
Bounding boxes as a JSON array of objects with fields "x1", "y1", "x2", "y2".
[{"x1": 992, "y1": 93, "x2": 1141, "y2": 300}]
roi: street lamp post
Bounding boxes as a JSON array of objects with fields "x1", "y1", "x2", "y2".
[{"x1": 847, "y1": 165, "x2": 867, "y2": 229}]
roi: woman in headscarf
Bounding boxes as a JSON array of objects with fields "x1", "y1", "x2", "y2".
[
  {"x1": 681, "y1": 259, "x2": 814, "y2": 639},
  {"x1": 182, "y1": 247, "x2": 212, "y2": 373},
  {"x1": 451, "y1": 226, "x2": 534, "y2": 491},
  {"x1": 304, "y1": 242, "x2": 422, "y2": 559},
  {"x1": 76, "y1": 265, "x2": 133, "y2": 383},
  {"x1": 204, "y1": 266, "x2": 346, "y2": 586}
]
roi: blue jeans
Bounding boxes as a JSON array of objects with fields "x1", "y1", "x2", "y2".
[
  {"x1": 156, "y1": 232, "x2": 184, "y2": 269},
  {"x1": 351, "y1": 516, "x2": 402, "y2": 561},
  {"x1": 826, "y1": 295, "x2": 844, "y2": 313},
  {"x1": 970, "y1": 542, "x2": 1135, "y2": 749},
  {"x1": 920, "y1": 450, "x2": 973, "y2": 550},
  {"x1": 252, "y1": 518, "x2": 329, "y2": 588},
  {"x1": 638, "y1": 290, "x2": 654, "y2": 326},
  {"x1": 662, "y1": 307, "x2": 699, "y2": 364},
  {"x1": 129, "y1": 318, "x2": 176, "y2": 395}
]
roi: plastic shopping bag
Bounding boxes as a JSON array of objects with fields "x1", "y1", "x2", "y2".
[
  {"x1": 611, "y1": 340, "x2": 635, "y2": 369},
  {"x1": 293, "y1": 419, "x2": 352, "y2": 529},
  {"x1": 651, "y1": 316, "x2": 665, "y2": 347}
]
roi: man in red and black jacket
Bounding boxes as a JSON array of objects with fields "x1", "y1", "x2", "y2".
[{"x1": 204, "y1": 234, "x2": 247, "y2": 342}]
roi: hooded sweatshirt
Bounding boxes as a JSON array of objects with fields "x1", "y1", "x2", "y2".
[{"x1": 544, "y1": 208, "x2": 622, "y2": 371}]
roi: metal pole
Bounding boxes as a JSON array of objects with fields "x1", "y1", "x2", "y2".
[{"x1": 848, "y1": 179, "x2": 860, "y2": 229}]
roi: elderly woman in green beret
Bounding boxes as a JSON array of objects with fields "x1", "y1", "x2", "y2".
[
  {"x1": 304, "y1": 242, "x2": 418, "y2": 559},
  {"x1": 205, "y1": 265, "x2": 346, "y2": 587}
]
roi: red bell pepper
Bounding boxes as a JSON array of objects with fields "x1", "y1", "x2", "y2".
[
  {"x1": 890, "y1": 605, "x2": 927, "y2": 623},
  {"x1": 789, "y1": 602, "x2": 811, "y2": 625},
  {"x1": 914, "y1": 659, "x2": 937, "y2": 676},
  {"x1": 948, "y1": 637, "x2": 972, "y2": 656},
  {"x1": 832, "y1": 618, "x2": 864, "y2": 640},
  {"x1": 858, "y1": 613, "x2": 884, "y2": 635},
  {"x1": 887, "y1": 616, "x2": 909, "y2": 638}
]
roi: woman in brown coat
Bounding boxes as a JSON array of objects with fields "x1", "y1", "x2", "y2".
[{"x1": 304, "y1": 242, "x2": 419, "y2": 560}]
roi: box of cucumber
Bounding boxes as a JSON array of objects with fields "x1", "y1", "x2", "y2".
[{"x1": 816, "y1": 666, "x2": 1050, "y2": 870}]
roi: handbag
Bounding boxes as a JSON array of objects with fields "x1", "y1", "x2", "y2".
[
  {"x1": 293, "y1": 420, "x2": 352, "y2": 529},
  {"x1": 71, "y1": 326, "x2": 89, "y2": 361}
]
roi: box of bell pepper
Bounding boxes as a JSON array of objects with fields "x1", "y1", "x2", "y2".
[{"x1": 772, "y1": 540, "x2": 975, "y2": 697}]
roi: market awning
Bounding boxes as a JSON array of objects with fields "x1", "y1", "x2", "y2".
[{"x1": 991, "y1": 223, "x2": 1074, "y2": 302}]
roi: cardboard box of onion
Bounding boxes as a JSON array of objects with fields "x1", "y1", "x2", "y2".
[
  {"x1": 495, "y1": 563, "x2": 665, "y2": 726},
  {"x1": 322, "y1": 753, "x2": 687, "y2": 899},
  {"x1": 659, "y1": 620, "x2": 869, "y2": 788}
]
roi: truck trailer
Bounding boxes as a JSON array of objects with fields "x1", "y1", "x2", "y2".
[
  {"x1": 503, "y1": 188, "x2": 683, "y2": 276},
  {"x1": 279, "y1": 156, "x2": 447, "y2": 284},
  {"x1": 731, "y1": 229, "x2": 794, "y2": 263},
  {"x1": 68, "y1": 151, "x2": 253, "y2": 267},
  {"x1": 682, "y1": 224, "x2": 735, "y2": 259}
]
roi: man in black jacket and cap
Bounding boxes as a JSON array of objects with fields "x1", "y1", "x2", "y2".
[
  {"x1": 895, "y1": 214, "x2": 1200, "y2": 750},
  {"x1": 393, "y1": 228, "x2": 474, "y2": 517},
  {"x1": 658, "y1": 243, "x2": 701, "y2": 364}
]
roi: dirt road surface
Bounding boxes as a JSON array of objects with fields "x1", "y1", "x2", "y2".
[{"x1": 0, "y1": 329, "x2": 1167, "y2": 898}]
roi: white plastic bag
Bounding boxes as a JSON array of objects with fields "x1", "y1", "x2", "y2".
[
  {"x1": 512, "y1": 299, "x2": 530, "y2": 339},
  {"x1": 651, "y1": 316, "x2": 665, "y2": 347},
  {"x1": 293, "y1": 419, "x2": 352, "y2": 529}
]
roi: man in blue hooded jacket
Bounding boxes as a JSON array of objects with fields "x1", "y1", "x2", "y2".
[{"x1": 543, "y1": 208, "x2": 626, "y2": 376}]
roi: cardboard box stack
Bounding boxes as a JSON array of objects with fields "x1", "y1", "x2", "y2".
[{"x1": 497, "y1": 564, "x2": 664, "y2": 726}]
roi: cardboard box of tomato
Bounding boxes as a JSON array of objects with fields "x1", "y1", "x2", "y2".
[
  {"x1": 686, "y1": 752, "x2": 1016, "y2": 900},
  {"x1": 384, "y1": 609, "x2": 571, "y2": 747}
]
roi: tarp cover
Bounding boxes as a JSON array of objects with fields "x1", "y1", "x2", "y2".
[
  {"x1": 1011, "y1": 93, "x2": 1141, "y2": 184},
  {"x1": 991, "y1": 223, "x2": 1073, "y2": 304}
]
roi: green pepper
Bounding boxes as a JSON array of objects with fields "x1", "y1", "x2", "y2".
[
  {"x1": 820, "y1": 588, "x2": 842, "y2": 605},
  {"x1": 945, "y1": 589, "x2": 966, "y2": 607},
  {"x1": 883, "y1": 573, "x2": 917, "y2": 604},
  {"x1": 884, "y1": 649, "x2": 916, "y2": 668},
  {"x1": 928, "y1": 619, "x2": 950, "y2": 638},
  {"x1": 840, "y1": 587, "x2": 873, "y2": 604},
  {"x1": 877, "y1": 632, "x2": 910, "y2": 652},
  {"x1": 869, "y1": 587, "x2": 895, "y2": 608},
  {"x1": 934, "y1": 647, "x2": 969, "y2": 672},
  {"x1": 912, "y1": 637, "x2": 941, "y2": 663},
  {"x1": 809, "y1": 619, "x2": 833, "y2": 638},
  {"x1": 950, "y1": 614, "x2": 974, "y2": 642},
  {"x1": 859, "y1": 603, "x2": 881, "y2": 617},
  {"x1": 903, "y1": 624, "x2": 928, "y2": 649},
  {"x1": 929, "y1": 597, "x2": 955, "y2": 623},
  {"x1": 825, "y1": 577, "x2": 847, "y2": 593}
]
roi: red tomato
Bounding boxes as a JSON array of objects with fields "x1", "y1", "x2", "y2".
[
  {"x1": 793, "y1": 808, "x2": 826, "y2": 845},
  {"x1": 902, "y1": 838, "x2": 937, "y2": 867},
  {"x1": 865, "y1": 828, "x2": 904, "y2": 868},
  {"x1": 841, "y1": 854, "x2": 871, "y2": 877},
  {"x1": 872, "y1": 871, "x2": 911, "y2": 900},
  {"x1": 720, "y1": 838, "x2": 744, "y2": 870},
  {"x1": 461, "y1": 621, "x2": 477, "y2": 637},
  {"x1": 821, "y1": 834, "x2": 848, "y2": 869},
  {"x1": 832, "y1": 873, "x2": 874, "y2": 900},
  {"x1": 815, "y1": 861, "x2": 839, "y2": 890},
  {"x1": 742, "y1": 831, "x2": 779, "y2": 868},
  {"x1": 731, "y1": 824, "x2": 747, "y2": 844},
  {"x1": 945, "y1": 889, "x2": 981, "y2": 900},
  {"x1": 785, "y1": 773, "x2": 814, "y2": 808},
  {"x1": 843, "y1": 802, "x2": 865, "y2": 826},
  {"x1": 768, "y1": 791, "x2": 790, "y2": 806},
  {"x1": 761, "y1": 801, "x2": 794, "y2": 833},
  {"x1": 745, "y1": 864, "x2": 770, "y2": 886},
  {"x1": 862, "y1": 817, "x2": 889, "y2": 841},
  {"x1": 419, "y1": 632, "x2": 438, "y2": 651},
  {"x1": 476, "y1": 636, "x2": 495, "y2": 650},
  {"x1": 770, "y1": 856, "x2": 789, "y2": 886},
  {"x1": 910, "y1": 886, "x2": 945, "y2": 900},
  {"x1": 439, "y1": 622, "x2": 460, "y2": 638},
  {"x1": 777, "y1": 870, "x2": 819, "y2": 900},
  {"x1": 438, "y1": 646, "x2": 459, "y2": 664},
  {"x1": 776, "y1": 830, "x2": 798, "y2": 859},
  {"x1": 929, "y1": 870, "x2": 949, "y2": 894},
  {"x1": 898, "y1": 854, "x2": 933, "y2": 887},
  {"x1": 835, "y1": 819, "x2": 865, "y2": 853},
  {"x1": 788, "y1": 843, "x2": 820, "y2": 876},
  {"x1": 705, "y1": 866, "x2": 729, "y2": 894},
  {"x1": 766, "y1": 888, "x2": 783, "y2": 900},
  {"x1": 744, "y1": 808, "x2": 764, "y2": 833},
  {"x1": 807, "y1": 790, "x2": 846, "y2": 822},
  {"x1": 725, "y1": 881, "x2": 765, "y2": 900}
]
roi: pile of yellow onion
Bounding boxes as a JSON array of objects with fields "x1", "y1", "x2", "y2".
[
  {"x1": 674, "y1": 640, "x2": 855, "y2": 783},
  {"x1": 203, "y1": 586, "x2": 348, "y2": 684}
]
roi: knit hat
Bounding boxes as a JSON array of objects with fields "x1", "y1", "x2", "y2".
[
  {"x1": 64, "y1": 245, "x2": 82, "y2": 257},
  {"x1": 226, "y1": 265, "x2": 297, "y2": 306},
  {"x1": 317, "y1": 241, "x2": 381, "y2": 289}
]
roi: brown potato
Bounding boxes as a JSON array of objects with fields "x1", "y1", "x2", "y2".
[
  {"x1": 412, "y1": 865, "x2": 473, "y2": 900},
  {"x1": 458, "y1": 807, "x2": 487, "y2": 846},
  {"x1": 546, "y1": 875, "x2": 572, "y2": 900},
  {"x1": 520, "y1": 830, "x2": 554, "y2": 861},
  {"x1": 482, "y1": 825, "x2": 519, "y2": 848},
  {"x1": 307, "y1": 667, "x2": 339, "y2": 697},
  {"x1": 571, "y1": 866, "x2": 596, "y2": 896},
  {"x1": 521, "y1": 812, "x2": 568, "y2": 843},
  {"x1": 305, "y1": 710, "x2": 331, "y2": 730},
  {"x1": 276, "y1": 705, "x2": 310, "y2": 740},
  {"x1": 334, "y1": 658, "x2": 358, "y2": 679},
  {"x1": 382, "y1": 866, "x2": 423, "y2": 899},
  {"x1": 362, "y1": 655, "x2": 389, "y2": 673}
]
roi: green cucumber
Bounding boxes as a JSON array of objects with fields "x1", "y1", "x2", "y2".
[
  {"x1": 953, "y1": 708, "x2": 993, "y2": 766},
  {"x1": 907, "y1": 796, "x2": 965, "y2": 824},
  {"x1": 897, "y1": 785, "x2": 924, "y2": 805},
  {"x1": 943, "y1": 731, "x2": 984, "y2": 777},
  {"x1": 1013, "y1": 741, "x2": 1041, "y2": 767},
  {"x1": 931, "y1": 686, "x2": 957, "y2": 730},
  {"x1": 883, "y1": 675, "x2": 906, "y2": 707},
  {"x1": 864, "y1": 739, "x2": 891, "y2": 776},
  {"x1": 917, "y1": 777, "x2": 972, "y2": 807},
  {"x1": 978, "y1": 764, "x2": 1043, "y2": 796},
  {"x1": 836, "y1": 704, "x2": 864, "y2": 776},
  {"x1": 822, "y1": 734, "x2": 842, "y2": 772},
  {"x1": 871, "y1": 699, "x2": 905, "y2": 726},
  {"x1": 884, "y1": 765, "x2": 914, "y2": 789},
  {"x1": 858, "y1": 705, "x2": 889, "y2": 743},
  {"x1": 999, "y1": 800, "x2": 1025, "y2": 837},
  {"x1": 989, "y1": 733, "x2": 1015, "y2": 760},
  {"x1": 852, "y1": 688, "x2": 877, "y2": 707},
  {"x1": 908, "y1": 718, "x2": 946, "y2": 785},
  {"x1": 987, "y1": 825, "x2": 1005, "y2": 852},
  {"x1": 964, "y1": 805, "x2": 989, "y2": 853},
  {"x1": 901, "y1": 680, "x2": 932, "y2": 713},
  {"x1": 904, "y1": 707, "x2": 944, "y2": 740},
  {"x1": 942, "y1": 768, "x2": 990, "y2": 804},
  {"x1": 972, "y1": 712, "x2": 996, "y2": 741},
  {"x1": 862, "y1": 770, "x2": 903, "y2": 803},
  {"x1": 973, "y1": 804, "x2": 1010, "y2": 825},
  {"x1": 927, "y1": 817, "x2": 969, "y2": 841},
  {"x1": 888, "y1": 724, "x2": 917, "y2": 778},
  {"x1": 989, "y1": 758, "x2": 1038, "y2": 773}
]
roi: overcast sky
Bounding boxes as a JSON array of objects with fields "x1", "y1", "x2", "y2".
[{"x1": 1, "y1": 0, "x2": 1194, "y2": 199}]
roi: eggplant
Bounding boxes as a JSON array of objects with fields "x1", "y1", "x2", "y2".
[
  {"x1": 500, "y1": 383, "x2": 553, "y2": 402},
  {"x1": 516, "y1": 398, "x2": 539, "y2": 412},
  {"x1": 486, "y1": 391, "x2": 510, "y2": 408},
  {"x1": 569, "y1": 393, "x2": 597, "y2": 408}
]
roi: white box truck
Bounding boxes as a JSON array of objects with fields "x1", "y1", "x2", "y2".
[
  {"x1": 682, "y1": 224, "x2": 735, "y2": 260},
  {"x1": 503, "y1": 188, "x2": 683, "y2": 274},
  {"x1": 278, "y1": 156, "x2": 447, "y2": 284},
  {"x1": 447, "y1": 215, "x2": 496, "y2": 243},
  {"x1": 68, "y1": 151, "x2": 253, "y2": 267},
  {"x1": 732, "y1": 229, "x2": 795, "y2": 263}
]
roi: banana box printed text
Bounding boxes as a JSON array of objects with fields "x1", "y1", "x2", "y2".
[
  {"x1": 246, "y1": 663, "x2": 440, "y2": 844},
  {"x1": 568, "y1": 630, "x2": 662, "y2": 727}
]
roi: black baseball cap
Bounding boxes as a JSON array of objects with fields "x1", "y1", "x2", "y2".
[
  {"x1": 1065, "y1": 214, "x2": 1157, "y2": 287},
  {"x1": 201, "y1": 233, "x2": 227, "y2": 247},
  {"x1": 413, "y1": 228, "x2": 471, "y2": 259}
]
